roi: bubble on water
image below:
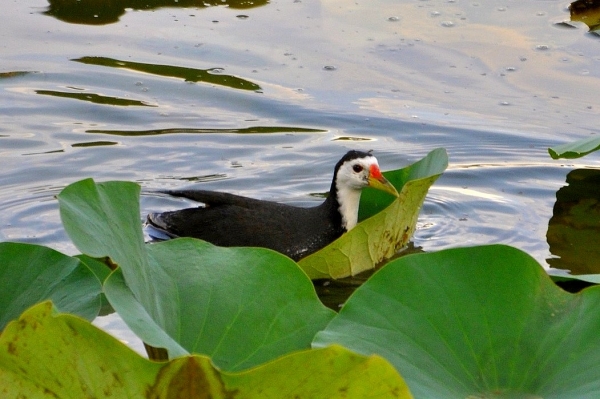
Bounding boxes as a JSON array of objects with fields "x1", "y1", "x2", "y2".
[
  {"x1": 497, "y1": 7, "x2": 506, "y2": 11},
  {"x1": 209, "y1": 68, "x2": 225, "y2": 74},
  {"x1": 236, "y1": 15, "x2": 249, "y2": 19},
  {"x1": 441, "y1": 21, "x2": 455, "y2": 27},
  {"x1": 499, "y1": 101, "x2": 511, "y2": 106},
  {"x1": 535, "y1": 44, "x2": 550, "y2": 51},
  {"x1": 505, "y1": 66, "x2": 517, "y2": 72},
  {"x1": 430, "y1": 11, "x2": 441, "y2": 17},
  {"x1": 388, "y1": 16, "x2": 400, "y2": 22},
  {"x1": 323, "y1": 65, "x2": 337, "y2": 71},
  {"x1": 519, "y1": 56, "x2": 527, "y2": 62}
]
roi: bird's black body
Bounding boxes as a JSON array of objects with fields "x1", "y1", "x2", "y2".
[
  {"x1": 147, "y1": 189, "x2": 344, "y2": 261},
  {"x1": 146, "y1": 150, "x2": 396, "y2": 261}
]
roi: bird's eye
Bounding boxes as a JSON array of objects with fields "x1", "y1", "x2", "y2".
[{"x1": 352, "y1": 164, "x2": 363, "y2": 173}]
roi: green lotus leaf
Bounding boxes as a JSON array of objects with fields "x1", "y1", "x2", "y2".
[
  {"x1": 104, "y1": 240, "x2": 335, "y2": 369},
  {"x1": 0, "y1": 242, "x2": 101, "y2": 331},
  {"x1": 313, "y1": 244, "x2": 600, "y2": 398},
  {"x1": 549, "y1": 136, "x2": 600, "y2": 159},
  {"x1": 299, "y1": 148, "x2": 448, "y2": 279},
  {"x1": 0, "y1": 302, "x2": 412, "y2": 399},
  {"x1": 58, "y1": 179, "x2": 335, "y2": 368}
]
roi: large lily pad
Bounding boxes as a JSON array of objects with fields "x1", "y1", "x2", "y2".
[
  {"x1": 0, "y1": 302, "x2": 412, "y2": 399},
  {"x1": 313, "y1": 244, "x2": 600, "y2": 398},
  {"x1": 299, "y1": 148, "x2": 448, "y2": 279},
  {"x1": 58, "y1": 179, "x2": 335, "y2": 368},
  {"x1": 0, "y1": 242, "x2": 101, "y2": 330},
  {"x1": 105, "y1": 239, "x2": 336, "y2": 370}
]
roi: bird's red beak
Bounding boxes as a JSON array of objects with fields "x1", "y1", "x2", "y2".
[{"x1": 368, "y1": 164, "x2": 399, "y2": 197}]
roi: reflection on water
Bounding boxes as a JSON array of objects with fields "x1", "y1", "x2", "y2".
[
  {"x1": 547, "y1": 168, "x2": 600, "y2": 274},
  {"x1": 44, "y1": 0, "x2": 269, "y2": 25},
  {"x1": 570, "y1": 0, "x2": 600, "y2": 32},
  {"x1": 36, "y1": 90, "x2": 155, "y2": 107},
  {"x1": 73, "y1": 57, "x2": 262, "y2": 92},
  {"x1": 0, "y1": 71, "x2": 32, "y2": 79},
  {"x1": 72, "y1": 141, "x2": 119, "y2": 148},
  {"x1": 86, "y1": 126, "x2": 325, "y2": 136}
]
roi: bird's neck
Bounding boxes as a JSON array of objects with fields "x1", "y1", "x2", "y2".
[{"x1": 330, "y1": 184, "x2": 362, "y2": 231}]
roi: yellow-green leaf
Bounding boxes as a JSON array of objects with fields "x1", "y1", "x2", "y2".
[
  {"x1": 0, "y1": 302, "x2": 412, "y2": 399},
  {"x1": 299, "y1": 148, "x2": 447, "y2": 279}
]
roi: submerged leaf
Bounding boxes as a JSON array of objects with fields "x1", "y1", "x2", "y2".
[
  {"x1": 0, "y1": 302, "x2": 411, "y2": 399},
  {"x1": 299, "y1": 148, "x2": 448, "y2": 279},
  {"x1": 314, "y1": 245, "x2": 600, "y2": 398},
  {"x1": 0, "y1": 242, "x2": 101, "y2": 331}
]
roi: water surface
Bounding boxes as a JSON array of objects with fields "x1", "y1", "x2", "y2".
[{"x1": 2, "y1": 0, "x2": 600, "y2": 352}]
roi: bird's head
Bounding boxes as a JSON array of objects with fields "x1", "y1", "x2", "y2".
[
  {"x1": 334, "y1": 151, "x2": 399, "y2": 197},
  {"x1": 332, "y1": 150, "x2": 399, "y2": 231}
]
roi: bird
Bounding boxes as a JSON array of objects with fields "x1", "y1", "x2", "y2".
[{"x1": 145, "y1": 150, "x2": 399, "y2": 261}]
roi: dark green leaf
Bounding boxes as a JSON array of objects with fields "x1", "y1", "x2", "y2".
[
  {"x1": 59, "y1": 179, "x2": 335, "y2": 369},
  {"x1": 0, "y1": 242, "x2": 101, "y2": 330},
  {"x1": 314, "y1": 244, "x2": 600, "y2": 398}
]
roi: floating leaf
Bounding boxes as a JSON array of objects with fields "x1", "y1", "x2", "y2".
[
  {"x1": 313, "y1": 244, "x2": 600, "y2": 398},
  {"x1": 59, "y1": 179, "x2": 335, "y2": 368},
  {"x1": 548, "y1": 136, "x2": 600, "y2": 159},
  {"x1": 74, "y1": 57, "x2": 261, "y2": 91},
  {"x1": 0, "y1": 242, "x2": 101, "y2": 331},
  {"x1": 299, "y1": 148, "x2": 448, "y2": 279},
  {"x1": 0, "y1": 302, "x2": 411, "y2": 399}
]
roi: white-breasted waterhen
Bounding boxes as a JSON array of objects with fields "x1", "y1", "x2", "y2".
[{"x1": 146, "y1": 150, "x2": 398, "y2": 261}]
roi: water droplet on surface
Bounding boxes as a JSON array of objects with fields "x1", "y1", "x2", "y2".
[
  {"x1": 209, "y1": 68, "x2": 225, "y2": 74},
  {"x1": 505, "y1": 66, "x2": 517, "y2": 72},
  {"x1": 236, "y1": 15, "x2": 249, "y2": 19},
  {"x1": 499, "y1": 101, "x2": 511, "y2": 106},
  {"x1": 323, "y1": 65, "x2": 337, "y2": 71},
  {"x1": 388, "y1": 16, "x2": 400, "y2": 22},
  {"x1": 441, "y1": 21, "x2": 455, "y2": 27},
  {"x1": 535, "y1": 44, "x2": 550, "y2": 51}
]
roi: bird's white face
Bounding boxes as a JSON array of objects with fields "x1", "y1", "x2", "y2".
[
  {"x1": 335, "y1": 155, "x2": 379, "y2": 231},
  {"x1": 334, "y1": 154, "x2": 398, "y2": 231},
  {"x1": 335, "y1": 155, "x2": 379, "y2": 191}
]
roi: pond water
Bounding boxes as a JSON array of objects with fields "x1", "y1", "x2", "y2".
[{"x1": 2, "y1": 0, "x2": 600, "y2": 353}]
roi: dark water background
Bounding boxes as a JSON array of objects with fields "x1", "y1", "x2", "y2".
[{"x1": 2, "y1": 0, "x2": 600, "y2": 352}]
